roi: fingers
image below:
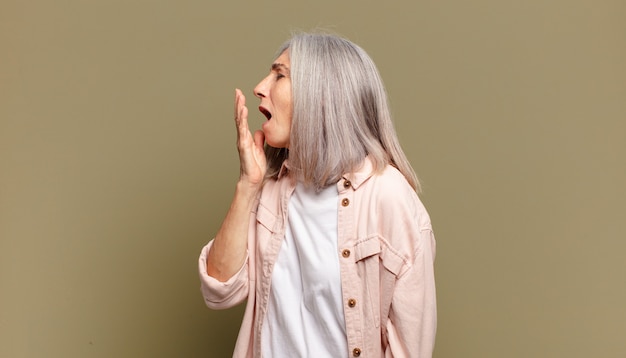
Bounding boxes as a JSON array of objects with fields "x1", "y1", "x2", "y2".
[
  {"x1": 234, "y1": 89, "x2": 244, "y2": 122},
  {"x1": 234, "y1": 89, "x2": 263, "y2": 156},
  {"x1": 232, "y1": 90, "x2": 266, "y2": 184},
  {"x1": 234, "y1": 89, "x2": 250, "y2": 137},
  {"x1": 234, "y1": 88, "x2": 242, "y2": 121}
]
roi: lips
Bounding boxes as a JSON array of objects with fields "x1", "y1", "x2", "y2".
[{"x1": 259, "y1": 106, "x2": 272, "y2": 120}]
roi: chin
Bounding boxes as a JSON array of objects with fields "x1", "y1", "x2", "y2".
[
  {"x1": 265, "y1": 139, "x2": 288, "y2": 149},
  {"x1": 263, "y1": 132, "x2": 288, "y2": 149},
  {"x1": 267, "y1": 143, "x2": 288, "y2": 149}
]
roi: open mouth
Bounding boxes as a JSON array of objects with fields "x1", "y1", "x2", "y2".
[{"x1": 259, "y1": 106, "x2": 272, "y2": 120}]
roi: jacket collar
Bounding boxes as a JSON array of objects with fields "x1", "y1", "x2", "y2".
[
  {"x1": 340, "y1": 156, "x2": 375, "y2": 190},
  {"x1": 277, "y1": 160, "x2": 291, "y2": 180},
  {"x1": 277, "y1": 156, "x2": 375, "y2": 190}
]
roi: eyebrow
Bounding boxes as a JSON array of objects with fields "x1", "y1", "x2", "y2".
[{"x1": 271, "y1": 63, "x2": 290, "y2": 73}]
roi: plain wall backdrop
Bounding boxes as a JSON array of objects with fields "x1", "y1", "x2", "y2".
[{"x1": 1, "y1": 0, "x2": 625, "y2": 357}]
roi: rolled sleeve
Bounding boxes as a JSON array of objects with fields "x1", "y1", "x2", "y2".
[{"x1": 198, "y1": 240, "x2": 250, "y2": 309}]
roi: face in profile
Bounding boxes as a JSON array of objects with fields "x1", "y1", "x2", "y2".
[{"x1": 254, "y1": 50, "x2": 293, "y2": 149}]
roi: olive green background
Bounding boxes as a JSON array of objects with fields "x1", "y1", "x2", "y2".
[{"x1": 1, "y1": 0, "x2": 624, "y2": 357}]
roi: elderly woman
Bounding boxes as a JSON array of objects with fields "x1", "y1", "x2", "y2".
[{"x1": 199, "y1": 32, "x2": 436, "y2": 358}]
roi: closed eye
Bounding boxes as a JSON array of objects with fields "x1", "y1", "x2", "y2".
[{"x1": 271, "y1": 63, "x2": 290, "y2": 80}]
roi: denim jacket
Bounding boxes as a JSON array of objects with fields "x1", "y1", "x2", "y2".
[{"x1": 199, "y1": 158, "x2": 437, "y2": 357}]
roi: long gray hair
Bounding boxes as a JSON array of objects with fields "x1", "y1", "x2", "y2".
[{"x1": 264, "y1": 32, "x2": 420, "y2": 192}]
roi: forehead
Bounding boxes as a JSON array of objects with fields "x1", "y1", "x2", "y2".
[{"x1": 273, "y1": 50, "x2": 290, "y2": 66}]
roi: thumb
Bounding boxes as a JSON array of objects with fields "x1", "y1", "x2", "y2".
[{"x1": 253, "y1": 130, "x2": 265, "y2": 152}]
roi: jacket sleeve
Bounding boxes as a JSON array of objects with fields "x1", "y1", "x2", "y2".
[
  {"x1": 198, "y1": 240, "x2": 250, "y2": 310},
  {"x1": 385, "y1": 227, "x2": 437, "y2": 357}
]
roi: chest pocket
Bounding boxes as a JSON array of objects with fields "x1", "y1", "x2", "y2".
[
  {"x1": 353, "y1": 237, "x2": 406, "y2": 275},
  {"x1": 353, "y1": 237, "x2": 406, "y2": 336},
  {"x1": 254, "y1": 202, "x2": 283, "y2": 284},
  {"x1": 255, "y1": 202, "x2": 278, "y2": 234}
]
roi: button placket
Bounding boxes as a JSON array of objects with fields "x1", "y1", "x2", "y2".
[{"x1": 338, "y1": 177, "x2": 360, "y2": 358}]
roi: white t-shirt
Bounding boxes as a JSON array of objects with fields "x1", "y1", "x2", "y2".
[{"x1": 261, "y1": 182, "x2": 347, "y2": 357}]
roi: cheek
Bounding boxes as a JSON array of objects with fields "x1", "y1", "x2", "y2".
[{"x1": 276, "y1": 83, "x2": 292, "y2": 113}]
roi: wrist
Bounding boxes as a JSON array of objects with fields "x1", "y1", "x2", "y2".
[{"x1": 235, "y1": 179, "x2": 262, "y2": 199}]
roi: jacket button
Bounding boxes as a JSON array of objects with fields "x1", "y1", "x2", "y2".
[
  {"x1": 348, "y1": 298, "x2": 356, "y2": 307},
  {"x1": 341, "y1": 198, "x2": 350, "y2": 207},
  {"x1": 343, "y1": 180, "x2": 351, "y2": 189},
  {"x1": 342, "y1": 249, "x2": 351, "y2": 258},
  {"x1": 352, "y1": 347, "x2": 361, "y2": 357}
]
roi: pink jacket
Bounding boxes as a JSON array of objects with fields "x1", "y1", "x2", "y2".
[{"x1": 199, "y1": 158, "x2": 437, "y2": 357}]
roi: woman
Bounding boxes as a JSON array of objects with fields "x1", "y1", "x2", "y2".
[{"x1": 199, "y1": 32, "x2": 436, "y2": 358}]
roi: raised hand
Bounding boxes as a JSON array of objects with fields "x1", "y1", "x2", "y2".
[
  {"x1": 206, "y1": 89, "x2": 266, "y2": 281},
  {"x1": 234, "y1": 88, "x2": 266, "y2": 186}
]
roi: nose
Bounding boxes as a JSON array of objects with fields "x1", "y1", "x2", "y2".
[{"x1": 254, "y1": 75, "x2": 270, "y2": 99}]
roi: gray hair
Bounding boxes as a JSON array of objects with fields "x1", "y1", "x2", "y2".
[{"x1": 264, "y1": 32, "x2": 420, "y2": 192}]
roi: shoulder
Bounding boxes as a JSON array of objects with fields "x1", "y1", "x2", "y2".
[
  {"x1": 256, "y1": 175, "x2": 294, "y2": 215},
  {"x1": 369, "y1": 165, "x2": 419, "y2": 206},
  {"x1": 365, "y1": 164, "x2": 432, "y2": 232},
  {"x1": 375, "y1": 165, "x2": 416, "y2": 194}
]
